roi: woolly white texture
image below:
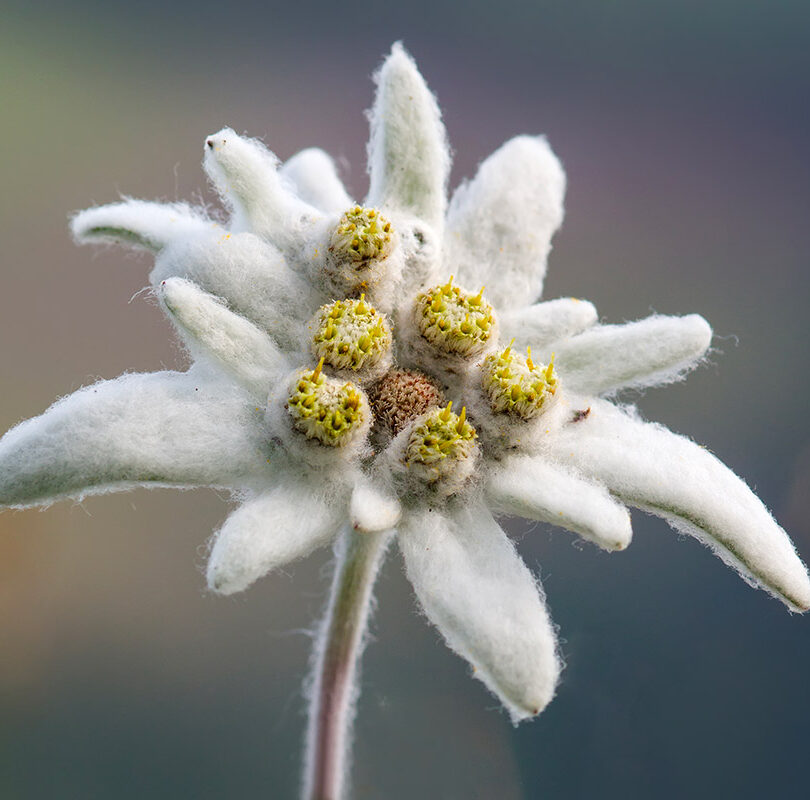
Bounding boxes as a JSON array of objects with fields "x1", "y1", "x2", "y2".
[
  {"x1": 0, "y1": 368, "x2": 268, "y2": 508},
  {"x1": 549, "y1": 400, "x2": 810, "y2": 611},
  {"x1": 74, "y1": 198, "x2": 322, "y2": 353},
  {"x1": 499, "y1": 298, "x2": 598, "y2": 350},
  {"x1": 445, "y1": 135, "x2": 566, "y2": 309},
  {"x1": 71, "y1": 200, "x2": 215, "y2": 253},
  {"x1": 486, "y1": 456, "x2": 632, "y2": 551},
  {"x1": 152, "y1": 230, "x2": 319, "y2": 352},
  {"x1": 281, "y1": 148, "x2": 354, "y2": 214},
  {"x1": 399, "y1": 501, "x2": 560, "y2": 722},
  {"x1": 160, "y1": 277, "x2": 288, "y2": 398},
  {"x1": 366, "y1": 43, "x2": 450, "y2": 232},
  {"x1": 208, "y1": 476, "x2": 347, "y2": 595},
  {"x1": 2, "y1": 43, "x2": 807, "y2": 739},
  {"x1": 204, "y1": 128, "x2": 321, "y2": 251},
  {"x1": 350, "y1": 476, "x2": 402, "y2": 533},
  {"x1": 550, "y1": 314, "x2": 713, "y2": 396}
]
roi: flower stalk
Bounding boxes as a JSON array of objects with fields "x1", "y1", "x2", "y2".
[{"x1": 303, "y1": 527, "x2": 391, "y2": 800}]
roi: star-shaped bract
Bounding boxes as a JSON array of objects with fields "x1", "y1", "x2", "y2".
[{"x1": 1, "y1": 44, "x2": 807, "y2": 724}]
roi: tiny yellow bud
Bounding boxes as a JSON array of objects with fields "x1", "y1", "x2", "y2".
[
  {"x1": 456, "y1": 405, "x2": 467, "y2": 433},
  {"x1": 312, "y1": 357, "x2": 325, "y2": 382},
  {"x1": 440, "y1": 401, "x2": 453, "y2": 422}
]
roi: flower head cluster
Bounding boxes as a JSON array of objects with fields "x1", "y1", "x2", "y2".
[
  {"x1": 1, "y1": 44, "x2": 807, "y2": 725},
  {"x1": 415, "y1": 278, "x2": 495, "y2": 356},
  {"x1": 405, "y1": 402, "x2": 477, "y2": 484},
  {"x1": 482, "y1": 343, "x2": 558, "y2": 419},
  {"x1": 285, "y1": 360, "x2": 370, "y2": 448},
  {"x1": 310, "y1": 295, "x2": 392, "y2": 377}
]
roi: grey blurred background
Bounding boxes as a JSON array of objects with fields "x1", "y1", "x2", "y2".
[{"x1": 1, "y1": 1, "x2": 809, "y2": 797}]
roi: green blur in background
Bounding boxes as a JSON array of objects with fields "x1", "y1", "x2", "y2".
[{"x1": 1, "y1": 1, "x2": 809, "y2": 797}]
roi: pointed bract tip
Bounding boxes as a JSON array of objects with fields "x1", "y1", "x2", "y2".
[
  {"x1": 206, "y1": 565, "x2": 247, "y2": 597},
  {"x1": 203, "y1": 127, "x2": 236, "y2": 154}
]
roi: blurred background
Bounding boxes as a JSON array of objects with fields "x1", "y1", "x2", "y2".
[{"x1": 1, "y1": 1, "x2": 809, "y2": 797}]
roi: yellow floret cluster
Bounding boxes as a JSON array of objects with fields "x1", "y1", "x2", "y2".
[
  {"x1": 311, "y1": 295, "x2": 392, "y2": 373},
  {"x1": 287, "y1": 359, "x2": 368, "y2": 447},
  {"x1": 329, "y1": 206, "x2": 393, "y2": 269},
  {"x1": 481, "y1": 343, "x2": 558, "y2": 420},
  {"x1": 405, "y1": 402, "x2": 478, "y2": 482},
  {"x1": 415, "y1": 277, "x2": 495, "y2": 357}
]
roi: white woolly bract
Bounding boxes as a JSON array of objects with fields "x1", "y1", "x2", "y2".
[
  {"x1": 207, "y1": 476, "x2": 347, "y2": 595},
  {"x1": 0, "y1": 369, "x2": 269, "y2": 508},
  {"x1": 280, "y1": 148, "x2": 353, "y2": 214},
  {"x1": 151, "y1": 230, "x2": 319, "y2": 353},
  {"x1": 486, "y1": 455, "x2": 632, "y2": 551},
  {"x1": 391, "y1": 214, "x2": 442, "y2": 300},
  {"x1": 499, "y1": 298, "x2": 598, "y2": 350},
  {"x1": 160, "y1": 278, "x2": 288, "y2": 397},
  {"x1": 71, "y1": 199, "x2": 215, "y2": 253},
  {"x1": 551, "y1": 314, "x2": 712, "y2": 396},
  {"x1": 445, "y1": 135, "x2": 565, "y2": 309},
  {"x1": 366, "y1": 43, "x2": 450, "y2": 231},
  {"x1": 350, "y1": 477, "x2": 402, "y2": 533},
  {"x1": 204, "y1": 128, "x2": 320, "y2": 247},
  {"x1": 399, "y1": 502, "x2": 560, "y2": 722},
  {"x1": 549, "y1": 400, "x2": 810, "y2": 611}
]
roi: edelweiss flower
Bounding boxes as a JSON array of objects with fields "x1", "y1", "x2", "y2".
[{"x1": 1, "y1": 43, "x2": 808, "y2": 746}]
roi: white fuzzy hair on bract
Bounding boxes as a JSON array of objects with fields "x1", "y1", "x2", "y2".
[{"x1": 2, "y1": 42, "x2": 808, "y2": 735}]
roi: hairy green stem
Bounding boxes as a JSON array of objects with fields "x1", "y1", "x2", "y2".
[{"x1": 303, "y1": 527, "x2": 391, "y2": 800}]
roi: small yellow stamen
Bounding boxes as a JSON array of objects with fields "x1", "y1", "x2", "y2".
[
  {"x1": 456, "y1": 406, "x2": 467, "y2": 433},
  {"x1": 311, "y1": 357, "x2": 325, "y2": 382},
  {"x1": 469, "y1": 286, "x2": 485, "y2": 306}
]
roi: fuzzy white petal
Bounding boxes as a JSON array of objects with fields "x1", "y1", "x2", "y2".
[
  {"x1": 499, "y1": 298, "x2": 598, "y2": 350},
  {"x1": 551, "y1": 314, "x2": 712, "y2": 395},
  {"x1": 207, "y1": 478, "x2": 346, "y2": 595},
  {"x1": 0, "y1": 369, "x2": 269, "y2": 509},
  {"x1": 399, "y1": 502, "x2": 560, "y2": 722},
  {"x1": 366, "y1": 43, "x2": 450, "y2": 230},
  {"x1": 445, "y1": 136, "x2": 565, "y2": 308},
  {"x1": 204, "y1": 128, "x2": 320, "y2": 247},
  {"x1": 151, "y1": 229, "x2": 320, "y2": 351},
  {"x1": 350, "y1": 477, "x2": 401, "y2": 533},
  {"x1": 487, "y1": 456, "x2": 632, "y2": 551},
  {"x1": 71, "y1": 200, "x2": 214, "y2": 253},
  {"x1": 160, "y1": 278, "x2": 287, "y2": 397},
  {"x1": 281, "y1": 148, "x2": 353, "y2": 214},
  {"x1": 550, "y1": 400, "x2": 810, "y2": 611}
]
